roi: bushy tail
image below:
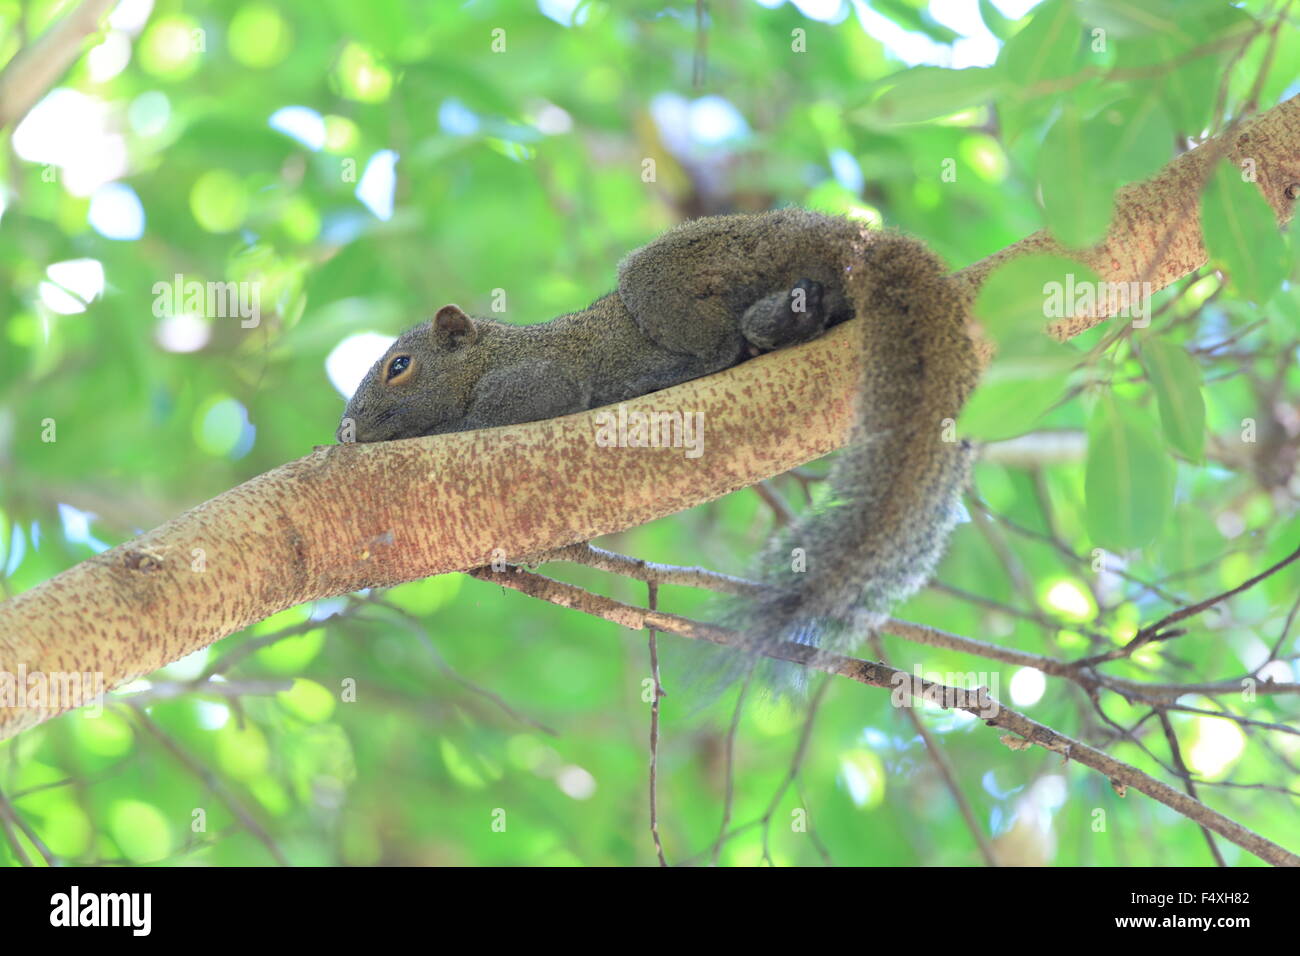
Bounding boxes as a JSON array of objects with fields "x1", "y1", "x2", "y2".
[{"x1": 719, "y1": 229, "x2": 979, "y2": 691}]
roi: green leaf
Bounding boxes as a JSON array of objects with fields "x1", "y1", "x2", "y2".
[
  {"x1": 974, "y1": 254, "x2": 1102, "y2": 353},
  {"x1": 1201, "y1": 160, "x2": 1288, "y2": 304},
  {"x1": 958, "y1": 348, "x2": 1077, "y2": 440},
  {"x1": 1039, "y1": 105, "x2": 1114, "y2": 247},
  {"x1": 852, "y1": 66, "x2": 1006, "y2": 127},
  {"x1": 1262, "y1": 515, "x2": 1300, "y2": 596},
  {"x1": 871, "y1": 0, "x2": 962, "y2": 43},
  {"x1": 1265, "y1": 283, "x2": 1300, "y2": 332},
  {"x1": 278, "y1": 679, "x2": 337, "y2": 723},
  {"x1": 1085, "y1": 396, "x2": 1173, "y2": 549},
  {"x1": 979, "y1": 0, "x2": 1016, "y2": 40},
  {"x1": 1140, "y1": 338, "x2": 1206, "y2": 461},
  {"x1": 1156, "y1": 39, "x2": 1221, "y2": 135},
  {"x1": 325, "y1": 0, "x2": 414, "y2": 54},
  {"x1": 1086, "y1": 95, "x2": 1175, "y2": 184},
  {"x1": 1075, "y1": 0, "x2": 1221, "y2": 39},
  {"x1": 999, "y1": 0, "x2": 1083, "y2": 87},
  {"x1": 108, "y1": 800, "x2": 175, "y2": 864}
]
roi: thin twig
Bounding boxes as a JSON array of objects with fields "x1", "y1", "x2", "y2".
[
  {"x1": 0, "y1": 783, "x2": 53, "y2": 865},
  {"x1": 1266, "y1": 591, "x2": 1300, "y2": 661},
  {"x1": 129, "y1": 708, "x2": 290, "y2": 867},
  {"x1": 1077, "y1": 544, "x2": 1300, "y2": 667},
  {"x1": 536, "y1": 547, "x2": 1300, "y2": 703},
  {"x1": 870, "y1": 633, "x2": 999, "y2": 867},
  {"x1": 370, "y1": 596, "x2": 559, "y2": 736},
  {"x1": 709, "y1": 669, "x2": 753, "y2": 866},
  {"x1": 752, "y1": 482, "x2": 795, "y2": 527},
  {"x1": 646, "y1": 581, "x2": 668, "y2": 867},
  {"x1": 759, "y1": 678, "x2": 829, "y2": 866},
  {"x1": 1157, "y1": 709, "x2": 1227, "y2": 867},
  {"x1": 545, "y1": 542, "x2": 762, "y2": 597}
]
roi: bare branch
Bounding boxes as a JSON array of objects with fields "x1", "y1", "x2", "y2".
[
  {"x1": 1078, "y1": 544, "x2": 1300, "y2": 667},
  {"x1": 0, "y1": 0, "x2": 117, "y2": 129},
  {"x1": 546, "y1": 542, "x2": 762, "y2": 597},
  {"x1": 0, "y1": 783, "x2": 55, "y2": 866},
  {"x1": 1157, "y1": 709, "x2": 1227, "y2": 867},
  {"x1": 129, "y1": 708, "x2": 290, "y2": 867},
  {"x1": 467, "y1": 564, "x2": 1300, "y2": 866},
  {"x1": 646, "y1": 581, "x2": 668, "y2": 867}
]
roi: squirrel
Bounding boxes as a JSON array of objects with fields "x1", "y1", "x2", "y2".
[{"x1": 338, "y1": 207, "x2": 979, "y2": 685}]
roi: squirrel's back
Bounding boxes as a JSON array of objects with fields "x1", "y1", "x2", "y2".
[{"x1": 618, "y1": 208, "x2": 862, "y2": 359}]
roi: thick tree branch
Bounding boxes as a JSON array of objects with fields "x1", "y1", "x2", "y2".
[{"x1": 954, "y1": 95, "x2": 1300, "y2": 341}]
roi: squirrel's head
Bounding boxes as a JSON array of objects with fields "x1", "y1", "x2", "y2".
[{"x1": 337, "y1": 304, "x2": 482, "y2": 443}]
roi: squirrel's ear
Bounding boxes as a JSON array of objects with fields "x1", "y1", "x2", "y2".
[{"x1": 433, "y1": 304, "x2": 477, "y2": 348}]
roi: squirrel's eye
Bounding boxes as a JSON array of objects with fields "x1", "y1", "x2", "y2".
[{"x1": 385, "y1": 355, "x2": 411, "y2": 381}]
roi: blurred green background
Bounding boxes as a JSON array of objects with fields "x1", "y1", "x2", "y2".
[{"x1": 1, "y1": 0, "x2": 1298, "y2": 866}]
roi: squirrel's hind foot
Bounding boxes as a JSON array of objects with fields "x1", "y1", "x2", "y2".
[{"x1": 740, "y1": 278, "x2": 830, "y2": 351}]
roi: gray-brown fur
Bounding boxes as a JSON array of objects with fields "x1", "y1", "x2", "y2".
[
  {"x1": 339, "y1": 294, "x2": 725, "y2": 442},
  {"x1": 338, "y1": 210, "x2": 978, "y2": 684},
  {"x1": 725, "y1": 231, "x2": 978, "y2": 687},
  {"x1": 617, "y1": 207, "x2": 859, "y2": 359}
]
